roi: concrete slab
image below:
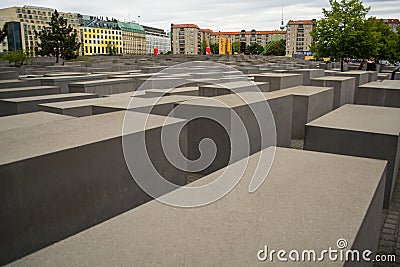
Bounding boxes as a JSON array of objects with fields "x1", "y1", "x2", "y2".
[
  {"x1": 0, "y1": 93, "x2": 97, "y2": 116},
  {"x1": 310, "y1": 76, "x2": 356, "y2": 109},
  {"x1": 0, "y1": 111, "x2": 188, "y2": 264},
  {"x1": 304, "y1": 104, "x2": 400, "y2": 208},
  {"x1": 355, "y1": 80, "x2": 400, "y2": 108},
  {"x1": 39, "y1": 74, "x2": 109, "y2": 93},
  {"x1": 0, "y1": 71, "x2": 19, "y2": 80},
  {"x1": 335, "y1": 71, "x2": 369, "y2": 90},
  {"x1": 173, "y1": 92, "x2": 291, "y2": 174},
  {"x1": 253, "y1": 73, "x2": 303, "y2": 91},
  {"x1": 92, "y1": 95, "x2": 199, "y2": 117},
  {"x1": 144, "y1": 87, "x2": 199, "y2": 97},
  {"x1": 0, "y1": 111, "x2": 72, "y2": 132},
  {"x1": 0, "y1": 86, "x2": 61, "y2": 99},
  {"x1": 8, "y1": 148, "x2": 386, "y2": 266},
  {"x1": 288, "y1": 69, "x2": 325, "y2": 85},
  {"x1": 38, "y1": 97, "x2": 111, "y2": 117},
  {"x1": 199, "y1": 81, "x2": 270, "y2": 97},
  {"x1": 0, "y1": 79, "x2": 29, "y2": 89},
  {"x1": 277, "y1": 86, "x2": 334, "y2": 139},
  {"x1": 68, "y1": 78, "x2": 136, "y2": 97}
]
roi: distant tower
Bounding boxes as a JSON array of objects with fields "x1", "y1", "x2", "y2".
[{"x1": 280, "y1": 5, "x2": 285, "y2": 30}]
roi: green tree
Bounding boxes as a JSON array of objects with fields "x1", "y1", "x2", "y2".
[
  {"x1": 1, "y1": 50, "x2": 27, "y2": 67},
  {"x1": 249, "y1": 43, "x2": 264, "y2": 55},
  {"x1": 397, "y1": 25, "x2": 400, "y2": 61},
  {"x1": 262, "y1": 39, "x2": 286, "y2": 56},
  {"x1": 367, "y1": 18, "x2": 399, "y2": 63},
  {"x1": 35, "y1": 10, "x2": 80, "y2": 63},
  {"x1": 310, "y1": 0, "x2": 371, "y2": 71},
  {"x1": 210, "y1": 43, "x2": 219, "y2": 54},
  {"x1": 0, "y1": 24, "x2": 8, "y2": 44},
  {"x1": 232, "y1": 41, "x2": 240, "y2": 54},
  {"x1": 107, "y1": 43, "x2": 117, "y2": 55},
  {"x1": 200, "y1": 41, "x2": 208, "y2": 55}
]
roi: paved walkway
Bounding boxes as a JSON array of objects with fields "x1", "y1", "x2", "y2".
[{"x1": 375, "y1": 170, "x2": 400, "y2": 267}]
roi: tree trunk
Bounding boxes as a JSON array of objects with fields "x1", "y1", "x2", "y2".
[{"x1": 340, "y1": 57, "x2": 344, "y2": 72}]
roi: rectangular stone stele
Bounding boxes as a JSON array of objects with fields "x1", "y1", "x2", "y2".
[
  {"x1": 0, "y1": 111, "x2": 72, "y2": 132},
  {"x1": 288, "y1": 69, "x2": 325, "y2": 85},
  {"x1": 68, "y1": 78, "x2": 136, "y2": 97},
  {"x1": 253, "y1": 73, "x2": 303, "y2": 91},
  {"x1": 335, "y1": 71, "x2": 369, "y2": 89},
  {"x1": 304, "y1": 104, "x2": 400, "y2": 208},
  {"x1": 0, "y1": 93, "x2": 97, "y2": 116},
  {"x1": 275, "y1": 86, "x2": 334, "y2": 139},
  {"x1": 172, "y1": 92, "x2": 292, "y2": 174},
  {"x1": 9, "y1": 148, "x2": 386, "y2": 266},
  {"x1": 310, "y1": 76, "x2": 356, "y2": 109},
  {"x1": 355, "y1": 80, "x2": 400, "y2": 108},
  {"x1": 0, "y1": 86, "x2": 61, "y2": 99},
  {"x1": 0, "y1": 111, "x2": 188, "y2": 265}
]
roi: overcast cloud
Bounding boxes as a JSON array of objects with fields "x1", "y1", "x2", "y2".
[{"x1": 1, "y1": 0, "x2": 399, "y2": 32}]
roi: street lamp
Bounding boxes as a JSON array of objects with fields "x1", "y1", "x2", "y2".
[{"x1": 339, "y1": 20, "x2": 346, "y2": 72}]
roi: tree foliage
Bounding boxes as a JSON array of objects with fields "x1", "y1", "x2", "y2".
[
  {"x1": 262, "y1": 39, "x2": 286, "y2": 56},
  {"x1": 248, "y1": 43, "x2": 264, "y2": 55},
  {"x1": 1, "y1": 50, "x2": 27, "y2": 67},
  {"x1": 210, "y1": 43, "x2": 219, "y2": 54},
  {"x1": 310, "y1": 0, "x2": 372, "y2": 61},
  {"x1": 367, "y1": 18, "x2": 399, "y2": 62},
  {"x1": 200, "y1": 41, "x2": 208, "y2": 55},
  {"x1": 0, "y1": 24, "x2": 8, "y2": 44},
  {"x1": 35, "y1": 10, "x2": 80, "y2": 63},
  {"x1": 232, "y1": 41, "x2": 240, "y2": 54}
]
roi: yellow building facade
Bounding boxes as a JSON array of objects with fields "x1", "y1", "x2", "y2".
[{"x1": 81, "y1": 27, "x2": 122, "y2": 55}]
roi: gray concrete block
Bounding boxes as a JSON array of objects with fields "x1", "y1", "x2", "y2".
[
  {"x1": 144, "y1": 87, "x2": 199, "y2": 97},
  {"x1": 365, "y1": 71, "x2": 378, "y2": 83},
  {"x1": 8, "y1": 148, "x2": 386, "y2": 266},
  {"x1": 39, "y1": 74, "x2": 109, "y2": 93},
  {"x1": 199, "y1": 81, "x2": 270, "y2": 97},
  {"x1": 304, "y1": 104, "x2": 400, "y2": 208},
  {"x1": 0, "y1": 71, "x2": 19, "y2": 80},
  {"x1": 0, "y1": 79, "x2": 29, "y2": 89},
  {"x1": 0, "y1": 93, "x2": 97, "y2": 116},
  {"x1": 0, "y1": 111, "x2": 187, "y2": 265},
  {"x1": 92, "y1": 95, "x2": 198, "y2": 117},
  {"x1": 335, "y1": 71, "x2": 369, "y2": 90},
  {"x1": 253, "y1": 73, "x2": 303, "y2": 90},
  {"x1": 276, "y1": 86, "x2": 334, "y2": 139},
  {"x1": 355, "y1": 80, "x2": 400, "y2": 108},
  {"x1": 310, "y1": 76, "x2": 356, "y2": 109},
  {"x1": 0, "y1": 111, "x2": 72, "y2": 132},
  {"x1": 68, "y1": 78, "x2": 136, "y2": 97},
  {"x1": 173, "y1": 92, "x2": 291, "y2": 174},
  {"x1": 0, "y1": 86, "x2": 61, "y2": 99},
  {"x1": 288, "y1": 69, "x2": 325, "y2": 85}
]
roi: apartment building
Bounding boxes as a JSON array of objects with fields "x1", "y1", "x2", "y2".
[
  {"x1": 383, "y1": 19, "x2": 399, "y2": 32},
  {"x1": 200, "y1": 29, "x2": 213, "y2": 46},
  {"x1": 118, "y1": 21, "x2": 146, "y2": 55},
  {"x1": 0, "y1": 5, "x2": 79, "y2": 53},
  {"x1": 211, "y1": 30, "x2": 286, "y2": 47},
  {"x1": 171, "y1": 24, "x2": 201, "y2": 55},
  {"x1": 285, "y1": 20, "x2": 314, "y2": 56},
  {"x1": 143, "y1": 25, "x2": 171, "y2": 54},
  {"x1": 79, "y1": 16, "x2": 122, "y2": 55}
]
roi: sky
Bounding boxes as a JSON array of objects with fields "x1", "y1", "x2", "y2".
[{"x1": 1, "y1": 0, "x2": 399, "y2": 32}]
